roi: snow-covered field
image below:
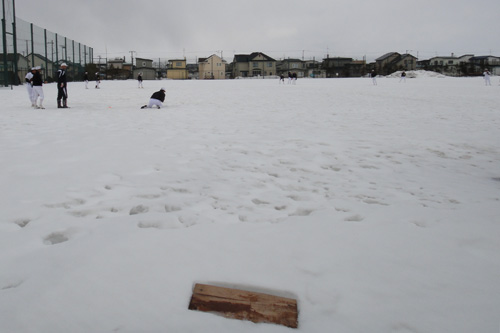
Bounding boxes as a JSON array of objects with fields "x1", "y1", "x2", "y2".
[{"x1": 1, "y1": 74, "x2": 499, "y2": 332}]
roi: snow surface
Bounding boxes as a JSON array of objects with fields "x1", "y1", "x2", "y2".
[{"x1": 1, "y1": 74, "x2": 499, "y2": 332}]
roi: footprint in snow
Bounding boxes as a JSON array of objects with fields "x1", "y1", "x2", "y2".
[{"x1": 43, "y1": 231, "x2": 70, "y2": 245}]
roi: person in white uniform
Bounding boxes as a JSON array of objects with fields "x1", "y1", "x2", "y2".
[
  {"x1": 25, "y1": 68, "x2": 35, "y2": 106},
  {"x1": 483, "y1": 69, "x2": 491, "y2": 86}
]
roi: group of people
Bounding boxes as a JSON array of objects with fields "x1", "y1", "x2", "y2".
[
  {"x1": 25, "y1": 63, "x2": 69, "y2": 109},
  {"x1": 83, "y1": 72, "x2": 101, "y2": 89},
  {"x1": 25, "y1": 66, "x2": 44, "y2": 108},
  {"x1": 279, "y1": 72, "x2": 298, "y2": 84}
]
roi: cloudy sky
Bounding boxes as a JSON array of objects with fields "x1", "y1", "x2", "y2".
[{"x1": 10, "y1": 0, "x2": 500, "y2": 63}]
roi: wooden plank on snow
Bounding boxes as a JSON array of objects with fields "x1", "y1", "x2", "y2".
[{"x1": 188, "y1": 283, "x2": 298, "y2": 328}]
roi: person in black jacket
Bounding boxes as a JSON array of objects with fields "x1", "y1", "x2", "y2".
[
  {"x1": 141, "y1": 88, "x2": 166, "y2": 109},
  {"x1": 31, "y1": 66, "x2": 45, "y2": 109},
  {"x1": 138, "y1": 72, "x2": 143, "y2": 88},
  {"x1": 371, "y1": 70, "x2": 377, "y2": 85},
  {"x1": 57, "y1": 63, "x2": 69, "y2": 108}
]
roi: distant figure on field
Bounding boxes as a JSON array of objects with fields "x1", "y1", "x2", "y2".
[
  {"x1": 400, "y1": 71, "x2": 406, "y2": 83},
  {"x1": 31, "y1": 66, "x2": 45, "y2": 109},
  {"x1": 371, "y1": 70, "x2": 377, "y2": 85},
  {"x1": 292, "y1": 72, "x2": 297, "y2": 84},
  {"x1": 138, "y1": 72, "x2": 144, "y2": 88},
  {"x1": 95, "y1": 72, "x2": 101, "y2": 89},
  {"x1": 279, "y1": 74, "x2": 285, "y2": 84},
  {"x1": 25, "y1": 68, "x2": 35, "y2": 106},
  {"x1": 57, "y1": 63, "x2": 69, "y2": 108},
  {"x1": 483, "y1": 69, "x2": 491, "y2": 86},
  {"x1": 84, "y1": 72, "x2": 89, "y2": 89},
  {"x1": 288, "y1": 72, "x2": 292, "y2": 84},
  {"x1": 141, "y1": 87, "x2": 166, "y2": 109}
]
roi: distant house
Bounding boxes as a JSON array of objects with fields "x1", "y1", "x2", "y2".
[
  {"x1": 304, "y1": 59, "x2": 326, "y2": 78},
  {"x1": 6, "y1": 53, "x2": 29, "y2": 84},
  {"x1": 198, "y1": 54, "x2": 227, "y2": 80},
  {"x1": 425, "y1": 54, "x2": 474, "y2": 76},
  {"x1": 167, "y1": 59, "x2": 188, "y2": 79},
  {"x1": 106, "y1": 57, "x2": 131, "y2": 80},
  {"x1": 186, "y1": 64, "x2": 198, "y2": 79},
  {"x1": 134, "y1": 57, "x2": 156, "y2": 80},
  {"x1": 322, "y1": 57, "x2": 366, "y2": 77},
  {"x1": 277, "y1": 58, "x2": 306, "y2": 78},
  {"x1": 107, "y1": 57, "x2": 125, "y2": 70},
  {"x1": 27, "y1": 53, "x2": 57, "y2": 79},
  {"x1": 468, "y1": 55, "x2": 500, "y2": 75},
  {"x1": 375, "y1": 52, "x2": 417, "y2": 75},
  {"x1": 232, "y1": 52, "x2": 277, "y2": 78}
]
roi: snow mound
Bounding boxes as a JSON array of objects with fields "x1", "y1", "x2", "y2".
[{"x1": 387, "y1": 70, "x2": 447, "y2": 78}]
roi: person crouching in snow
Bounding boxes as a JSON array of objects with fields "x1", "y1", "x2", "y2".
[{"x1": 141, "y1": 88, "x2": 166, "y2": 109}]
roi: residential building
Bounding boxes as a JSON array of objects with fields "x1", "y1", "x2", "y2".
[
  {"x1": 425, "y1": 54, "x2": 474, "y2": 76},
  {"x1": 375, "y1": 52, "x2": 417, "y2": 75},
  {"x1": 304, "y1": 59, "x2": 326, "y2": 78},
  {"x1": 277, "y1": 58, "x2": 306, "y2": 78},
  {"x1": 198, "y1": 54, "x2": 227, "y2": 80},
  {"x1": 232, "y1": 52, "x2": 277, "y2": 78},
  {"x1": 322, "y1": 57, "x2": 366, "y2": 77},
  {"x1": 27, "y1": 53, "x2": 56, "y2": 80},
  {"x1": 133, "y1": 57, "x2": 156, "y2": 80},
  {"x1": 107, "y1": 57, "x2": 125, "y2": 70},
  {"x1": 167, "y1": 59, "x2": 188, "y2": 79},
  {"x1": 468, "y1": 56, "x2": 500, "y2": 75},
  {"x1": 6, "y1": 53, "x2": 29, "y2": 84}
]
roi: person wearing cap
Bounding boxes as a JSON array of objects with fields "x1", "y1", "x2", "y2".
[
  {"x1": 25, "y1": 68, "x2": 36, "y2": 106},
  {"x1": 141, "y1": 88, "x2": 166, "y2": 109},
  {"x1": 138, "y1": 72, "x2": 143, "y2": 88},
  {"x1": 483, "y1": 69, "x2": 491, "y2": 86},
  {"x1": 31, "y1": 66, "x2": 45, "y2": 109},
  {"x1": 95, "y1": 72, "x2": 101, "y2": 89},
  {"x1": 371, "y1": 69, "x2": 377, "y2": 85},
  {"x1": 83, "y1": 72, "x2": 89, "y2": 89},
  {"x1": 57, "y1": 63, "x2": 69, "y2": 108}
]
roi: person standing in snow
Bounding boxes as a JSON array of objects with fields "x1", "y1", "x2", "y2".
[
  {"x1": 371, "y1": 70, "x2": 377, "y2": 85},
  {"x1": 84, "y1": 72, "x2": 89, "y2": 89},
  {"x1": 25, "y1": 68, "x2": 35, "y2": 106},
  {"x1": 141, "y1": 88, "x2": 166, "y2": 109},
  {"x1": 57, "y1": 63, "x2": 69, "y2": 108},
  {"x1": 288, "y1": 72, "x2": 292, "y2": 84},
  {"x1": 292, "y1": 72, "x2": 297, "y2": 84},
  {"x1": 95, "y1": 72, "x2": 101, "y2": 89},
  {"x1": 31, "y1": 66, "x2": 45, "y2": 109},
  {"x1": 279, "y1": 74, "x2": 285, "y2": 84},
  {"x1": 138, "y1": 72, "x2": 143, "y2": 88},
  {"x1": 483, "y1": 69, "x2": 491, "y2": 86},
  {"x1": 400, "y1": 71, "x2": 407, "y2": 83}
]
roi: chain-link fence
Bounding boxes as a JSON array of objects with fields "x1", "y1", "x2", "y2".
[{"x1": 1, "y1": 13, "x2": 93, "y2": 86}]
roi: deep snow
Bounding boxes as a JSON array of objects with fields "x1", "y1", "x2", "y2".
[{"x1": 1, "y1": 73, "x2": 499, "y2": 332}]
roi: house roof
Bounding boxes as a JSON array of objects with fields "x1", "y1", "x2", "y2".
[
  {"x1": 234, "y1": 52, "x2": 276, "y2": 62},
  {"x1": 281, "y1": 58, "x2": 303, "y2": 62},
  {"x1": 469, "y1": 55, "x2": 500, "y2": 60},
  {"x1": 375, "y1": 52, "x2": 399, "y2": 61}
]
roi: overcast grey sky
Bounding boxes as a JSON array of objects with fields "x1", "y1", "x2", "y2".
[{"x1": 11, "y1": 0, "x2": 500, "y2": 63}]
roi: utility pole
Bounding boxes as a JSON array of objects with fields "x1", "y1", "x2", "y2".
[
  {"x1": 12, "y1": 0, "x2": 17, "y2": 85},
  {"x1": 129, "y1": 50, "x2": 135, "y2": 67},
  {"x1": 2, "y1": 0, "x2": 8, "y2": 86}
]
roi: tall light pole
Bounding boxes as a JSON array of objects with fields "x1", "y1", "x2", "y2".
[{"x1": 2, "y1": 0, "x2": 9, "y2": 86}]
